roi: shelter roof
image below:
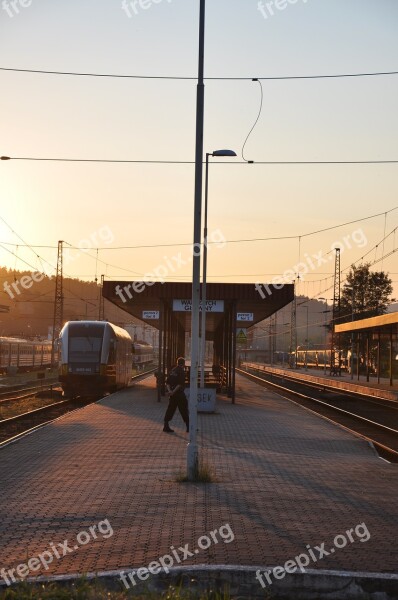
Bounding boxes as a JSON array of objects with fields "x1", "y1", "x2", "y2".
[
  {"x1": 335, "y1": 312, "x2": 398, "y2": 334},
  {"x1": 103, "y1": 281, "x2": 294, "y2": 332}
]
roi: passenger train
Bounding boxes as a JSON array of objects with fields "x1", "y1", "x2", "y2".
[
  {"x1": 293, "y1": 348, "x2": 348, "y2": 372},
  {"x1": 59, "y1": 321, "x2": 133, "y2": 397},
  {"x1": 132, "y1": 341, "x2": 154, "y2": 370},
  {"x1": 0, "y1": 337, "x2": 53, "y2": 374}
]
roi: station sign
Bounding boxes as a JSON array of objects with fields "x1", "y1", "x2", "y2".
[
  {"x1": 173, "y1": 299, "x2": 224, "y2": 313},
  {"x1": 142, "y1": 311, "x2": 159, "y2": 320},
  {"x1": 185, "y1": 387, "x2": 216, "y2": 413},
  {"x1": 237, "y1": 312, "x2": 253, "y2": 322}
]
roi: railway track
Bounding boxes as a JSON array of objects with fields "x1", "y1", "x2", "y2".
[
  {"x1": 237, "y1": 367, "x2": 398, "y2": 463},
  {"x1": 0, "y1": 370, "x2": 156, "y2": 447},
  {"x1": 0, "y1": 382, "x2": 60, "y2": 403}
]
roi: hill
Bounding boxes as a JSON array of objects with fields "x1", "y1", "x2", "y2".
[{"x1": 0, "y1": 266, "x2": 138, "y2": 338}]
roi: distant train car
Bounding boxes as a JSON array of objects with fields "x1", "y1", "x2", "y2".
[
  {"x1": 293, "y1": 348, "x2": 347, "y2": 372},
  {"x1": 0, "y1": 337, "x2": 52, "y2": 374},
  {"x1": 59, "y1": 321, "x2": 132, "y2": 397},
  {"x1": 132, "y1": 342, "x2": 154, "y2": 370}
]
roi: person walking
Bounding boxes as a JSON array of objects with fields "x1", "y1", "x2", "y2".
[{"x1": 163, "y1": 357, "x2": 189, "y2": 433}]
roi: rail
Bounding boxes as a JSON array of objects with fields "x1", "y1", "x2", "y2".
[
  {"x1": 0, "y1": 370, "x2": 155, "y2": 447},
  {"x1": 237, "y1": 367, "x2": 398, "y2": 463}
]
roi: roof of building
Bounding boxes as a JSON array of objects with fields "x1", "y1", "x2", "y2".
[
  {"x1": 335, "y1": 311, "x2": 398, "y2": 334},
  {"x1": 102, "y1": 281, "x2": 294, "y2": 333}
]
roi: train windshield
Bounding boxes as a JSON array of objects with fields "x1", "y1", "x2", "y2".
[{"x1": 68, "y1": 324, "x2": 104, "y2": 363}]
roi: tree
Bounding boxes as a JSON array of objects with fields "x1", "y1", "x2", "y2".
[
  {"x1": 337, "y1": 264, "x2": 395, "y2": 371},
  {"x1": 340, "y1": 263, "x2": 394, "y2": 322}
]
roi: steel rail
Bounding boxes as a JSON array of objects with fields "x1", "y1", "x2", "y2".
[{"x1": 237, "y1": 368, "x2": 398, "y2": 463}]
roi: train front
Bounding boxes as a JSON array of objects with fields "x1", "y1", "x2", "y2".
[{"x1": 59, "y1": 321, "x2": 108, "y2": 397}]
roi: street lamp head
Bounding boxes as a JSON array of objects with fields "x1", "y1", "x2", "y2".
[{"x1": 211, "y1": 149, "x2": 237, "y2": 157}]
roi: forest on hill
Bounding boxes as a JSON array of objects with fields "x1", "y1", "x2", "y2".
[{"x1": 0, "y1": 266, "x2": 136, "y2": 338}]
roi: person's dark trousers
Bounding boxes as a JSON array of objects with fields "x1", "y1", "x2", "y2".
[{"x1": 164, "y1": 392, "x2": 189, "y2": 430}]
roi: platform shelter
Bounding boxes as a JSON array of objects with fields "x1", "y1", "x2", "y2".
[
  {"x1": 103, "y1": 281, "x2": 294, "y2": 401},
  {"x1": 335, "y1": 311, "x2": 398, "y2": 386}
]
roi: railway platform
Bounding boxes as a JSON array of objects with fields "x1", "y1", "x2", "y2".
[
  {"x1": 242, "y1": 362, "x2": 398, "y2": 402},
  {"x1": 1, "y1": 374, "x2": 398, "y2": 598}
]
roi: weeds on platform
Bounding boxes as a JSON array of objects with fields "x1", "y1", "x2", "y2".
[
  {"x1": 0, "y1": 578, "x2": 235, "y2": 599},
  {"x1": 176, "y1": 461, "x2": 217, "y2": 483}
]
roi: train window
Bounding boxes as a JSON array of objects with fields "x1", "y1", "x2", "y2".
[{"x1": 68, "y1": 324, "x2": 103, "y2": 363}]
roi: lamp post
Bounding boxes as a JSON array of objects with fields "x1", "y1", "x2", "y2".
[{"x1": 200, "y1": 149, "x2": 236, "y2": 387}]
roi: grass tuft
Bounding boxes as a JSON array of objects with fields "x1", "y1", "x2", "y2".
[
  {"x1": 0, "y1": 578, "x2": 235, "y2": 599},
  {"x1": 176, "y1": 461, "x2": 216, "y2": 483}
]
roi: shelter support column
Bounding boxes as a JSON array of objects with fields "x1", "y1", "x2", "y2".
[
  {"x1": 157, "y1": 302, "x2": 164, "y2": 402},
  {"x1": 390, "y1": 328, "x2": 393, "y2": 387},
  {"x1": 366, "y1": 332, "x2": 370, "y2": 383},
  {"x1": 231, "y1": 300, "x2": 237, "y2": 404}
]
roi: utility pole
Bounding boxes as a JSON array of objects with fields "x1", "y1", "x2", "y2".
[
  {"x1": 51, "y1": 240, "x2": 63, "y2": 365},
  {"x1": 290, "y1": 280, "x2": 297, "y2": 368},
  {"x1": 99, "y1": 274, "x2": 105, "y2": 320},
  {"x1": 330, "y1": 248, "x2": 341, "y2": 375},
  {"x1": 187, "y1": 0, "x2": 205, "y2": 481}
]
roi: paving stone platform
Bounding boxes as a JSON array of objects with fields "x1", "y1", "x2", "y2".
[
  {"x1": 0, "y1": 374, "x2": 397, "y2": 593},
  {"x1": 243, "y1": 363, "x2": 398, "y2": 401}
]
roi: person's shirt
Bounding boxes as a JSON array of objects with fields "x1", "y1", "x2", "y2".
[{"x1": 167, "y1": 365, "x2": 186, "y2": 391}]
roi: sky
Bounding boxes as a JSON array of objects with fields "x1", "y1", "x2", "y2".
[{"x1": 1, "y1": 0, "x2": 398, "y2": 303}]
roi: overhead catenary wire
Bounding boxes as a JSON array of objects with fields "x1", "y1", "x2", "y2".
[
  {"x1": 0, "y1": 207, "x2": 396, "y2": 254},
  {"x1": 0, "y1": 214, "x2": 60, "y2": 277},
  {"x1": 1, "y1": 67, "x2": 398, "y2": 81},
  {"x1": 2, "y1": 156, "x2": 398, "y2": 165},
  {"x1": 241, "y1": 79, "x2": 263, "y2": 162}
]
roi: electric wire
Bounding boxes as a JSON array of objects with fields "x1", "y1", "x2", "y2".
[
  {"x1": 1, "y1": 207, "x2": 396, "y2": 251},
  {"x1": 2, "y1": 156, "x2": 398, "y2": 165},
  {"x1": 1, "y1": 67, "x2": 398, "y2": 80},
  {"x1": 241, "y1": 79, "x2": 263, "y2": 162}
]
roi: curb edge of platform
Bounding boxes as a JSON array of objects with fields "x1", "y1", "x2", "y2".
[{"x1": 3, "y1": 565, "x2": 398, "y2": 599}]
